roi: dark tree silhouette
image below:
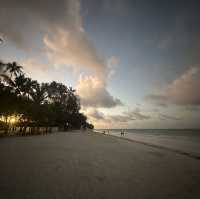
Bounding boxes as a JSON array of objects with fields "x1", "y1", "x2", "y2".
[
  {"x1": 0, "y1": 60, "x2": 94, "y2": 135},
  {"x1": 4, "y1": 62, "x2": 23, "y2": 79}
]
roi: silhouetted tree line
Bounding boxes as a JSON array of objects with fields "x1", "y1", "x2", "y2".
[{"x1": 0, "y1": 60, "x2": 94, "y2": 135}]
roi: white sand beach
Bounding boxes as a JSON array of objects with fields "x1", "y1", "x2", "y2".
[{"x1": 0, "y1": 131, "x2": 200, "y2": 199}]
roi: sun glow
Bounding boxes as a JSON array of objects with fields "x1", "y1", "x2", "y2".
[
  {"x1": 10, "y1": 117, "x2": 17, "y2": 124},
  {"x1": 0, "y1": 115, "x2": 20, "y2": 125}
]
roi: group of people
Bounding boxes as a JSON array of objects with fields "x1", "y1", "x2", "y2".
[
  {"x1": 103, "y1": 130, "x2": 109, "y2": 134},
  {"x1": 120, "y1": 130, "x2": 125, "y2": 136},
  {"x1": 102, "y1": 129, "x2": 125, "y2": 136}
]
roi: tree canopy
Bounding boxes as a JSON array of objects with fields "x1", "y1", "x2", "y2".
[{"x1": 0, "y1": 60, "x2": 94, "y2": 134}]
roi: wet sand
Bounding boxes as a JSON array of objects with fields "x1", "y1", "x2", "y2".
[{"x1": 0, "y1": 131, "x2": 200, "y2": 199}]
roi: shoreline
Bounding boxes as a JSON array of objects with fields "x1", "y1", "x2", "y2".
[{"x1": 95, "y1": 130, "x2": 200, "y2": 160}]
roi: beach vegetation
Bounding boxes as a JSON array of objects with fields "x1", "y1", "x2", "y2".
[{"x1": 0, "y1": 60, "x2": 93, "y2": 135}]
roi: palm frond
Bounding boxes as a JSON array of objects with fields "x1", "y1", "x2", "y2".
[{"x1": 0, "y1": 74, "x2": 15, "y2": 87}]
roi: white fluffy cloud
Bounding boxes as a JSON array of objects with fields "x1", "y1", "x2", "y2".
[
  {"x1": 41, "y1": 2, "x2": 120, "y2": 109},
  {"x1": 43, "y1": 29, "x2": 107, "y2": 78},
  {"x1": 76, "y1": 76, "x2": 122, "y2": 108},
  {"x1": 167, "y1": 67, "x2": 200, "y2": 105},
  {"x1": 146, "y1": 67, "x2": 200, "y2": 106},
  {"x1": 0, "y1": 0, "x2": 107, "y2": 77}
]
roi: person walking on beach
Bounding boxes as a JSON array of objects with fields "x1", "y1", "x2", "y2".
[{"x1": 121, "y1": 130, "x2": 125, "y2": 136}]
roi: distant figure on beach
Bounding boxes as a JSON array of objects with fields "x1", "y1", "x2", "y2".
[
  {"x1": 103, "y1": 130, "x2": 106, "y2": 134},
  {"x1": 121, "y1": 130, "x2": 125, "y2": 136}
]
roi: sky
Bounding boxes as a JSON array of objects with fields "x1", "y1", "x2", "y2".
[{"x1": 0, "y1": 0, "x2": 200, "y2": 129}]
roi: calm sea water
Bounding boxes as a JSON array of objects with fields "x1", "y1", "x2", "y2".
[
  {"x1": 106, "y1": 129, "x2": 200, "y2": 136},
  {"x1": 96, "y1": 129, "x2": 200, "y2": 157}
]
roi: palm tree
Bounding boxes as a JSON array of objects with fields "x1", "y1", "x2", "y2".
[
  {"x1": 19, "y1": 77, "x2": 36, "y2": 99},
  {"x1": 0, "y1": 73, "x2": 28, "y2": 96},
  {"x1": 14, "y1": 74, "x2": 28, "y2": 95},
  {"x1": 68, "y1": 86, "x2": 76, "y2": 93},
  {"x1": 30, "y1": 82, "x2": 48, "y2": 105},
  {"x1": 4, "y1": 62, "x2": 23, "y2": 79},
  {"x1": 0, "y1": 61, "x2": 7, "y2": 82}
]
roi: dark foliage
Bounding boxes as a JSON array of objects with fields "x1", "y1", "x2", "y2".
[{"x1": 0, "y1": 60, "x2": 93, "y2": 134}]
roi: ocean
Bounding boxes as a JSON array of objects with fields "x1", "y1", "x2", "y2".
[{"x1": 96, "y1": 129, "x2": 200, "y2": 158}]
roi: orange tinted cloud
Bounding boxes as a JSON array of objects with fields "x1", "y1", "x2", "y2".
[{"x1": 146, "y1": 67, "x2": 200, "y2": 106}]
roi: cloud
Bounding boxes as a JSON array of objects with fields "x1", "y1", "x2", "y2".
[
  {"x1": 0, "y1": 0, "x2": 107, "y2": 77},
  {"x1": 86, "y1": 108, "x2": 151, "y2": 124},
  {"x1": 107, "y1": 56, "x2": 119, "y2": 78},
  {"x1": 145, "y1": 94, "x2": 169, "y2": 107},
  {"x1": 41, "y1": 2, "x2": 121, "y2": 108},
  {"x1": 185, "y1": 106, "x2": 200, "y2": 112},
  {"x1": 166, "y1": 67, "x2": 200, "y2": 105},
  {"x1": 0, "y1": 0, "x2": 79, "y2": 49},
  {"x1": 108, "y1": 115, "x2": 134, "y2": 123},
  {"x1": 43, "y1": 28, "x2": 107, "y2": 78},
  {"x1": 0, "y1": 0, "x2": 122, "y2": 109},
  {"x1": 86, "y1": 109, "x2": 132, "y2": 123},
  {"x1": 84, "y1": 108, "x2": 106, "y2": 120},
  {"x1": 20, "y1": 59, "x2": 52, "y2": 82},
  {"x1": 158, "y1": 113, "x2": 181, "y2": 121},
  {"x1": 76, "y1": 76, "x2": 122, "y2": 108},
  {"x1": 21, "y1": 59, "x2": 49, "y2": 72},
  {"x1": 0, "y1": 38, "x2": 3, "y2": 45},
  {"x1": 146, "y1": 67, "x2": 200, "y2": 106},
  {"x1": 124, "y1": 108, "x2": 151, "y2": 120}
]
